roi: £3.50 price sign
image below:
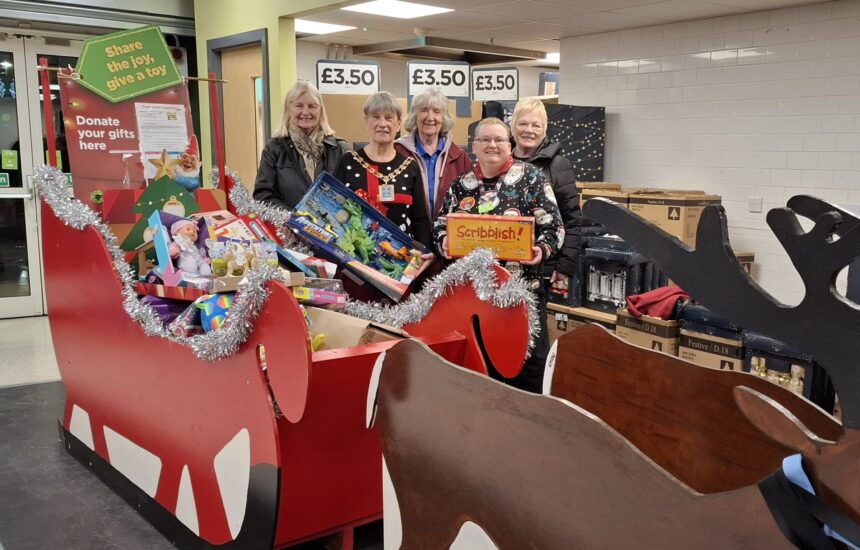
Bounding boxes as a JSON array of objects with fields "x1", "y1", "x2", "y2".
[
  {"x1": 316, "y1": 60, "x2": 379, "y2": 95},
  {"x1": 407, "y1": 61, "x2": 470, "y2": 99},
  {"x1": 471, "y1": 67, "x2": 519, "y2": 101}
]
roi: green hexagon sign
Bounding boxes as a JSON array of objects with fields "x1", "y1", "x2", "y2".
[{"x1": 75, "y1": 25, "x2": 183, "y2": 103}]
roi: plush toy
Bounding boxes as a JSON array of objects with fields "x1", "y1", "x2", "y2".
[
  {"x1": 169, "y1": 219, "x2": 212, "y2": 275},
  {"x1": 196, "y1": 292, "x2": 235, "y2": 332}
]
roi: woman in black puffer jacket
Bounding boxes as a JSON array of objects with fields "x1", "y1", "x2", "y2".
[
  {"x1": 254, "y1": 80, "x2": 349, "y2": 210},
  {"x1": 511, "y1": 99, "x2": 596, "y2": 299}
]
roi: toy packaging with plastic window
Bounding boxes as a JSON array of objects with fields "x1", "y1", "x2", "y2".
[{"x1": 287, "y1": 172, "x2": 430, "y2": 301}]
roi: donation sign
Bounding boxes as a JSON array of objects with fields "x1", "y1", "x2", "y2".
[
  {"x1": 316, "y1": 60, "x2": 379, "y2": 95},
  {"x1": 407, "y1": 61, "x2": 470, "y2": 99},
  {"x1": 471, "y1": 67, "x2": 519, "y2": 102},
  {"x1": 59, "y1": 25, "x2": 198, "y2": 204},
  {"x1": 75, "y1": 25, "x2": 183, "y2": 103}
]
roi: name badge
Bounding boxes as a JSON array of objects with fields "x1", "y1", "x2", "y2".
[{"x1": 379, "y1": 184, "x2": 395, "y2": 202}]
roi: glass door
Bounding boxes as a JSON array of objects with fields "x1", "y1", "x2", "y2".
[
  {"x1": 0, "y1": 34, "x2": 38, "y2": 318},
  {"x1": 0, "y1": 34, "x2": 81, "y2": 319}
]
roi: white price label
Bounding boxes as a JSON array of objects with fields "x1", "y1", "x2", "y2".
[
  {"x1": 316, "y1": 61, "x2": 379, "y2": 95},
  {"x1": 407, "y1": 62, "x2": 470, "y2": 98},
  {"x1": 471, "y1": 67, "x2": 519, "y2": 101}
]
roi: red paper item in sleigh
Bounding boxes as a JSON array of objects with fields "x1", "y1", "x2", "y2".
[
  {"x1": 135, "y1": 282, "x2": 208, "y2": 301},
  {"x1": 102, "y1": 188, "x2": 228, "y2": 225}
]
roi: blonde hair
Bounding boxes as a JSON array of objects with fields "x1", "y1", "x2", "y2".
[
  {"x1": 510, "y1": 98, "x2": 548, "y2": 133},
  {"x1": 404, "y1": 89, "x2": 453, "y2": 136},
  {"x1": 363, "y1": 91, "x2": 402, "y2": 119},
  {"x1": 273, "y1": 80, "x2": 334, "y2": 138},
  {"x1": 475, "y1": 117, "x2": 511, "y2": 139}
]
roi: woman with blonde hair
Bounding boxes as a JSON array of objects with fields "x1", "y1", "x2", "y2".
[
  {"x1": 254, "y1": 80, "x2": 349, "y2": 209},
  {"x1": 510, "y1": 98, "x2": 588, "y2": 299},
  {"x1": 395, "y1": 88, "x2": 471, "y2": 220}
]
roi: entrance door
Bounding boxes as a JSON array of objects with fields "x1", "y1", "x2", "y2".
[{"x1": 0, "y1": 34, "x2": 80, "y2": 319}]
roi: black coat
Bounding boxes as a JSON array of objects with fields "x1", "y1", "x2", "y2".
[
  {"x1": 253, "y1": 135, "x2": 349, "y2": 209},
  {"x1": 514, "y1": 139, "x2": 591, "y2": 277}
]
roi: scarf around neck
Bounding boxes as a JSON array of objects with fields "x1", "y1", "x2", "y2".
[{"x1": 288, "y1": 124, "x2": 325, "y2": 180}]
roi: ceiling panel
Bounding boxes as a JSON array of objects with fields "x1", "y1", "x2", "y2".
[{"x1": 615, "y1": 0, "x2": 744, "y2": 20}]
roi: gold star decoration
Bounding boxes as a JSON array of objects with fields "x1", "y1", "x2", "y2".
[{"x1": 148, "y1": 149, "x2": 181, "y2": 180}]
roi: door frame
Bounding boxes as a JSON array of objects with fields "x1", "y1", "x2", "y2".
[{"x1": 206, "y1": 29, "x2": 270, "y2": 161}]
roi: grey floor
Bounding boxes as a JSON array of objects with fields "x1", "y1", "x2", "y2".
[{"x1": 0, "y1": 315, "x2": 382, "y2": 550}]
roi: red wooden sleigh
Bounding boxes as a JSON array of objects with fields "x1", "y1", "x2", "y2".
[{"x1": 41, "y1": 192, "x2": 529, "y2": 548}]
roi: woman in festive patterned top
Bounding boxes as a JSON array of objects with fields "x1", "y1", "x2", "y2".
[
  {"x1": 334, "y1": 92, "x2": 432, "y2": 248},
  {"x1": 433, "y1": 117, "x2": 563, "y2": 393}
]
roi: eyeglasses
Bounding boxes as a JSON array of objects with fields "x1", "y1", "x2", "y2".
[{"x1": 474, "y1": 137, "x2": 510, "y2": 145}]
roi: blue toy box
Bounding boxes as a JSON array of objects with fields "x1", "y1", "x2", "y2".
[{"x1": 287, "y1": 172, "x2": 430, "y2": 302}]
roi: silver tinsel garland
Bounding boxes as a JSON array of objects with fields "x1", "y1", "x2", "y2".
[
  {"x1": 344, "y1": 248, "x2": 540, "y2": 355},
  {"x1": 35, "y1": 165, "x2": 537, "y2": 361},
  {"x1": 34, "y1": 165, "x2": 287, "y2": 362}
]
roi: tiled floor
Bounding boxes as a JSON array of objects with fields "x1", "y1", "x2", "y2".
[
  {"x1": 0, "y1": 315, "x2": 382, "y2": 549},
  {"x1": 0, "y1": 316, "x2": 60, "y2": 389}
]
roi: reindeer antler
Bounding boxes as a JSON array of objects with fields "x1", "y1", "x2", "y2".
[{"x1": 583, "y1": 196, "x2": 860, "y2": 430}]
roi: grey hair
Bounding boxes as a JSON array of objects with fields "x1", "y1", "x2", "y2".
[
  {"x1": 272, "y1": 80, "x2": 335, "y2": 138},
  {"x1": 363, "y1": 91, "x2": 402, "y2": 119},
  {"x1": 403, "y1": 88, "x2": 453, "y2": 136}
]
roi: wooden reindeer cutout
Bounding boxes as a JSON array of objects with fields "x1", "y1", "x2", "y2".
[
  {"x1": 549, "y1": 324, "x2": 842, "y2": 494},
  {"x1": 370, "y1": 195, "x2": 860, "y2": 549}
]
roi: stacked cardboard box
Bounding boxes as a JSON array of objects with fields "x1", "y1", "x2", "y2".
[
  {"x1": 626, "y1": 190, "x2": 721, "y2": 248},
  {"x1": 615, "y1": 308, "x2": 680, "y2": 355},
  {"x1": 547, "y1": 303, "x2": 616, "y2": 342}
]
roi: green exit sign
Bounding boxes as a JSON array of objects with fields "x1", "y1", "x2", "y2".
[{"x1": 0, "y1": 172, "x2": 8, "y2": 187}]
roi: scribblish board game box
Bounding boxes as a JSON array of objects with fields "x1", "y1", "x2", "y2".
[{"x1": 287, "y1": 172, "x2": 430, "y2": 302}]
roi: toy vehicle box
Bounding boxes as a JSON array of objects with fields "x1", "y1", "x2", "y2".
[
  {"x1": 287, "y1": 172, "x2": 430, "y2": 302},
  {"x1": 446, "y1": 213, "x2": 534, "y2": 262}
]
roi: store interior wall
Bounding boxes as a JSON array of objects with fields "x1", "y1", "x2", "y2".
[{"x1": 559, "y1": 0, "x2": 860, "y2": 305}]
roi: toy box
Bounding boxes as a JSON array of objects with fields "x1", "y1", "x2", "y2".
[
  {"x1": 287, "y1": 173, "x2": 430, "y2": 302},
  {"x1": 446, "y1": 213, "x2": 534, "y2": 262}
]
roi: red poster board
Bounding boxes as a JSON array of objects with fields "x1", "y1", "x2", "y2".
[{"x1": 58, "y1": 71, "x2": 199, "y2": 205}]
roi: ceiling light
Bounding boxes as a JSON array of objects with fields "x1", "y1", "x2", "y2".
[
  {"x1": 295, "y1": 19, "x2": 356, "y2": 35},
  {"x1": 545, "y1": 52, "x2": 560, "y2": 64},
  {"x1": 342, "y1": 0, "x2": 453, "y2": 19}
]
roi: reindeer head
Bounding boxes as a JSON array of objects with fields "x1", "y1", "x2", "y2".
[
  {"x1": 583, "y1": 195, "x2": 860, "y2": 430},
  {"x1": 735, "y1": 386, "x2": 860, "y2": 524}
]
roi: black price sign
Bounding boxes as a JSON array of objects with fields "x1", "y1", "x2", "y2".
[
  {"x1": 471, "y1": 67, "x2": 519, "y2": 101},
  {"x1": 316, "y1": 61, "x2": 379, "y2": 95}
]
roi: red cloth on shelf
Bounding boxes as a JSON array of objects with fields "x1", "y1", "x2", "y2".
[{"x1": 626, "y1": 286, "x2": 689, "y2": 320}]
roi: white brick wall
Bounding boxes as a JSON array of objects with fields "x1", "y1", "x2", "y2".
[{"x1": 560, "y1": 0, "x2": 860, "y2": 305}]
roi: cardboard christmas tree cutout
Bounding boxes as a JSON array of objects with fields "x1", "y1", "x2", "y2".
[{"x1": 121, "y1": 176, "x2": 200, "y2": 254}]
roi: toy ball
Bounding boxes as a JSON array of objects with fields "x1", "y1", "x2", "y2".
[{"x1": 197, "y1": 292, "x2": 235, "y2": 332}]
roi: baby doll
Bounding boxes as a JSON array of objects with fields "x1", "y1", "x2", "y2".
[{"x1": 169, "y1": 219, "x2": 212, "y2": 275}]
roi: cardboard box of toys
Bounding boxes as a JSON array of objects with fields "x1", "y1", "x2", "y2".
[
  {"x1": 580, "y1": 188, "x2": 631, "y2": 209},
  {"x1": 615, "y1": 308, "x2": 679, "y2": 355},
  {"x1": 547, "y1": 303, "x2": 617, "y2": 342},
  {"x1": 627, "y1": 190, "x2": 721, "y2": 248},
  {"x1": 678, "y1": 327, "x2": 745, "y2": 371},
  {"x1": 287, "y1": 173, "x2": 430, "y2": 302},
  {"x1": 446, "y1": 213, "x2": 535, "y2": 262},
  {"x1": 303, "y1": 306, "x2": 407, "y2": 351}
]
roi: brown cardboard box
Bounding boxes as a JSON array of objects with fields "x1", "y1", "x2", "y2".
[
  {"x1": 304, "y1": 307, "x2": 406, "y2": 351},
  {"x1": 627, "y1": 190, "x2": 721, "y2": 248},
  {"x1": 735, "y1": 250, "x2": 755, "y2": 275},
  {"x1": 576, "y1": 181, "x2": 622, "y2": 190},
  {"x1": 547, "y1": 303, "x2": 616, "y2": 342},
  {"x1": 580, "y1": 188, "x2": 631, "y2": 209},
  {"x1": 615, "y1": 308, "x2": 679, "y2": 355},
  {"x1": 679, "y1": 328, "x2": 745, "y2": 371}
]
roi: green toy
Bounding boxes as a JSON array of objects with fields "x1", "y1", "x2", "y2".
[
  {"x1": 378, "y1": 256, "x2": 405, "y2": 279},
  {"x1": 335, "y1": 200, "x2": 376, "y2": 263}
]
